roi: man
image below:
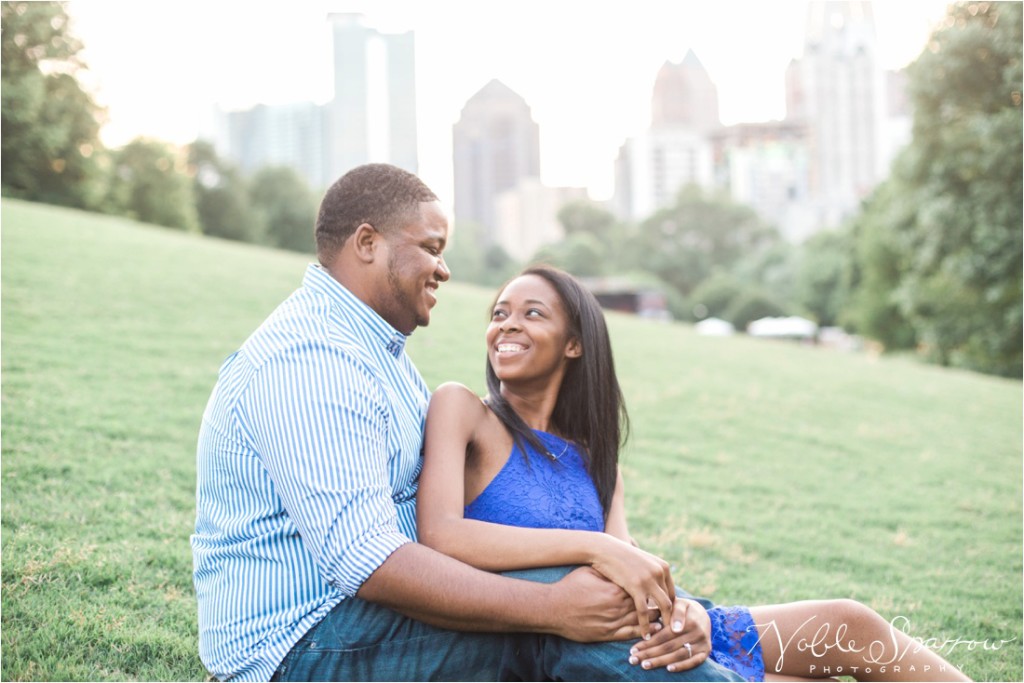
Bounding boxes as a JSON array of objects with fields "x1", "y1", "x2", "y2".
[{"x1": 192, "y1": 163, "x2": 741, "y2": 681}]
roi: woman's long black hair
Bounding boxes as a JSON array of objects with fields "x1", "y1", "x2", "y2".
[{"x1": 484, "y1": 265, "x2": 630, "y2": 517}]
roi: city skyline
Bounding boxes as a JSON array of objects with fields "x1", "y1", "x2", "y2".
[{"x1": 66, "y1": 0, "x2": 950, "y2": 208}]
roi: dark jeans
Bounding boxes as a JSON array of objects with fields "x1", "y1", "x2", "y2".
[{"x1": 272, "y1": 566, "x2": 744, "y2": 681}]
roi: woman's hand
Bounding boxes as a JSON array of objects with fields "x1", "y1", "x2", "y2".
[
  {"x1": 589, "y1": 534, "x2": 677, "y2": 638},
  {"x1": 629, "y1": 597, "x2": 713, "y2": 672}
]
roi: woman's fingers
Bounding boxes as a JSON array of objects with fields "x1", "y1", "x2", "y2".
[{"x1": 629, "y1": 616, "x2": 708, "y2": 672}]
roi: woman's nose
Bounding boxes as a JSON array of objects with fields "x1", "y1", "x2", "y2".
[{"x1": 499, "y1": 314, "x2": 521, "y2": 332}]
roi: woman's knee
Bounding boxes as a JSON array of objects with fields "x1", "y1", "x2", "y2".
[{"x1": 826, "y1": 598, "x2": 886, "y2": 632}]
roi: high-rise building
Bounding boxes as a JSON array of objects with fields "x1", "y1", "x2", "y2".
[
  {"x1": 651, "y1": 50, "x2": 721, "y2": 133},
  {"x1": 452, "y1": 79, "x2": 541, "y2": 246},
  {"x1": 615, "y1": 1, "x2": 909, "y2": 241},
  {"x1": 215, "y1": 14, "x2": 417, "y2": 191},
  {"x1": 327, "y1": 14, "x2": 418, "y2": 181},
  {"x1": 613, "y1": 50, "x2": 720, "y2": 220},
  {"x1": 786, "y1": 0, "x2": 887, "y2": 228},
  {"x1": 710, "y1": 121, "x2": 816, "y2": 242},
  {"x1": 223, "y1": 102, "x2": 327, "y2": 188}
]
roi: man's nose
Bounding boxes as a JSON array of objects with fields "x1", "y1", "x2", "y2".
[{"x1": 435, "y1": 256, "x2": 451, "y2": 282}]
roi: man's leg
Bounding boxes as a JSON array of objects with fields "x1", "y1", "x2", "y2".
[
  {"x1": 504, "y1": 567, "x2": 745, "y2": 682},
  {"x1": 273, "y1": 596, "x2": 541, "y2": 681}
]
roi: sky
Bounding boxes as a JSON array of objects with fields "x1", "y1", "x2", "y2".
[{"x1": 66, "y1": 0, "x2": 951, "y2": 206}]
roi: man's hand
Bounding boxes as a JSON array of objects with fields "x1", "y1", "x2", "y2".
[
  {"x1": 548, "y1": 566, "x2": 662, "y2": 642},
  {"x1": 628, "y1": 598, "x2": 713, "y2": 672}
]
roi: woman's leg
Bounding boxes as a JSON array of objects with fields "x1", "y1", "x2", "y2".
[{"x1": 748, "y1": 600, "x2": 970, "y2": 682}]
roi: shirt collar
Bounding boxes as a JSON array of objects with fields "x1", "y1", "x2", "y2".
[{"x1": 303, "y1": 263, "x2": 408, "y2": 358}]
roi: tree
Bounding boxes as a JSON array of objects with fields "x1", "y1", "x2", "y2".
[
  {"x1": 852, "y1": 1, "x2": 1022, "y2": 376},
  {"x1": 845, "y1": 179, "x2": 918, "y2": 349},
  {"x1": 248, "y1": 166, "x2": 318, "y2": 253},
  {"x1": 687, "y1": 271, "x2": 746, "y2": 321},
  {"x1": 531, "y1": 232, "x2": 607, "y2": 277},
  {"x1": 627, "y1": 185, "x2": 780, "y2": 300},
  {"x1": 723, "y1": 288, "x2": 788, "y2": 331},
  {"x1": 793, "y1": 228, "x2": 854, "y2": 327},
  {"x1": 186, "y1": 141, "x2": 262, "y2": 243},
  {"x1": 557, "y1": 200, "x2": 621, "y2": 244},
  {"x1": 1, "y1": 2, "x2": 105, "y2": 208},
  {"x1": 444, "y1": 220, "x2": 488, "y2": 284},
  {"x1": 105, "y1": 138, "x2": 200, "y2": 232}
]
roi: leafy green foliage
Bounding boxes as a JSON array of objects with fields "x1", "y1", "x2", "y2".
[
  {"x1": 187, "y1": 140, "x2": 264, "y2": 244},
  {"x1": 722, "y1": 288, "x2": 787, "y2": 331},
  {"x1": 1, "y1": 1, "x2": 105, "y2": 208},
  {"x1": 628, "y1": 185, "x2": 781, "y2": 300},
  {"x1": 248, "y1": 166, "x2": 318, "y2": 253},
  {"x1": 105, "y1": 138, "x2": 200, "y2": 232},
  {"x1": 687, "y1": 271, "x2": 745, "y2": 321},
  {"x1": 531, "y1": 232, "x2": 607, "y2": 276},
  {"x1": 556, "y1": 198, "x2": 624, "y2": 248},
  {"x1": 851, "y1": 1, "x2": 1022, "y2": 376},
  {"x1": 793, "y1": 228, "x2": 854, "y2": 327}
]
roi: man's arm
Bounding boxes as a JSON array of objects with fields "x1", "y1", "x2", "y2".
[{"x1": 359, "y1": 542, "x2": 652, "y2": 642}]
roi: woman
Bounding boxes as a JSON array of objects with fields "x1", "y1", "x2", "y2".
[{"x1": 417, "y1": 265, "x2": 969, "y2": 682}]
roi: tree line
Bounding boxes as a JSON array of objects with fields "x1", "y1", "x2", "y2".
[
  {"x1": 1, "y1": 2, "x2": 320, "y2": 255},
  {"x1": 3, "y1": 2, "x2": 1019, "y2": 377}
]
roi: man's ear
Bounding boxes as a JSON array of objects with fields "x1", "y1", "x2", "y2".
[
  {"x1": 351, "y1": 223, "x2": 379, "y2": 263},
  {"x1": 566, "y1": 337, "x2": 583, "y2": 359}
]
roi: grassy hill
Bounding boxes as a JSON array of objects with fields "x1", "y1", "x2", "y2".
[{"x1": 2, "y1": 199, "x2": 1021, "y2": 681}]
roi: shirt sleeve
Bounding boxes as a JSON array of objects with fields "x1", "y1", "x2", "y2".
[{"x1": 235, "y1": 340, "x2": 411, "y2": 597}]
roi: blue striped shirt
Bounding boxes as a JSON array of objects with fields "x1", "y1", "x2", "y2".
[{"x1": 192, "y1": 264, "x2": 428, "y2": 681}]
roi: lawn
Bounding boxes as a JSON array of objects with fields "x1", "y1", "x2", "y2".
[{"x1": 2, "y1": 199, "x2": 1021, "y2": 681}]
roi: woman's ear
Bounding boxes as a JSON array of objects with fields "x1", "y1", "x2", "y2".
[
  {"x1": 565, "y1": 337, "x2": 583, "y2": 359},
  {"x1": 351, "y1": 223, "x2": 379, "y2": 263}
]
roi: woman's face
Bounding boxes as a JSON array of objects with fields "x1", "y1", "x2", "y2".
[{"x1": 487, "y1": 274, "x2": 581, "y2": 384}]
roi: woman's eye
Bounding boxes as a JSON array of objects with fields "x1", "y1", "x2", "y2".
[
  {"x1": 526, "y1": 309, "x2": 542, "y2": 318},
  {"x1": 491, "y1": 310, "x2": 507, "y2": 320}
]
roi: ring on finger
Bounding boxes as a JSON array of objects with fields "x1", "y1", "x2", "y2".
[{"x1": 684, "y1": 643, "x2": 693, "y2": 658}]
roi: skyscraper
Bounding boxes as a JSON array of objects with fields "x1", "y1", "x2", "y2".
[
  {"x1": 786, "y1": 0, "x2": 887, "y2": 228},
  {"x1": 614, "y1": 50, "x2": 720, "y2": 220},
  {"x1": 452, "y1": 79, "x2": 541, "y2": 246},
  {"x1": 651, "y1": 50, "x2": 722, "y2": 133},
  {"x1": 327, "y1": 14, "x2": 418, "y2": 180}
]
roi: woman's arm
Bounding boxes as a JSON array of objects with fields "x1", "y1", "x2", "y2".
[
  {"x1": 417, "y1": 382, "x2": 676, "y2": 634},
  {"x1": 604, "y1": 467, "x2": 634, "y2": 545}
]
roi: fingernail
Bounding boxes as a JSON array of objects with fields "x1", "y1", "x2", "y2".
[
  {"x1": 643, "y1": 633, "x2": 650, "y2": 641},
  {"x1": 668, "y1": 665, "x2": 676, "y2": 672},
  {"x1": 630, "y1": 646, "x2": 638, "y2": 656},
  {"x1": 651, "y1": 622, "x2": 662, "y2": 632},
  {"x1": 629, "y1": 656, "x2": 638, "y2": 665},
  {"x1": 672, "y1": 620, "x2": 683, "y2": 633},
  {"x1": 642, "y1": 660, "x2": 651, "y2": 670}
]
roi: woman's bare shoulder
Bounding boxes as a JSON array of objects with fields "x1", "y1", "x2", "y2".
[{"x1": 428, "y1": 382, "x2": 488, "y2": 419}]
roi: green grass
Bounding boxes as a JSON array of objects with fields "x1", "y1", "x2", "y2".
[{"x1": 2, "y1": 199, "x2": 1021, "y2": 681}]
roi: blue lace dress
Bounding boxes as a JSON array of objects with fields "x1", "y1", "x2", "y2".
[{"x1": 464, "y1": 430, "x2": 765, "y2": 682}]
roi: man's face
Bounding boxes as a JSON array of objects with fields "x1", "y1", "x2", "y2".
[{"x1": 376, "y1": 200, "x2": 450, "y2": 335}]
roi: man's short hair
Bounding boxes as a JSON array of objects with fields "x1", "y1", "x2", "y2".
[{"x1": 315, "y1": 163, "x2": 438, "y2": 263}]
